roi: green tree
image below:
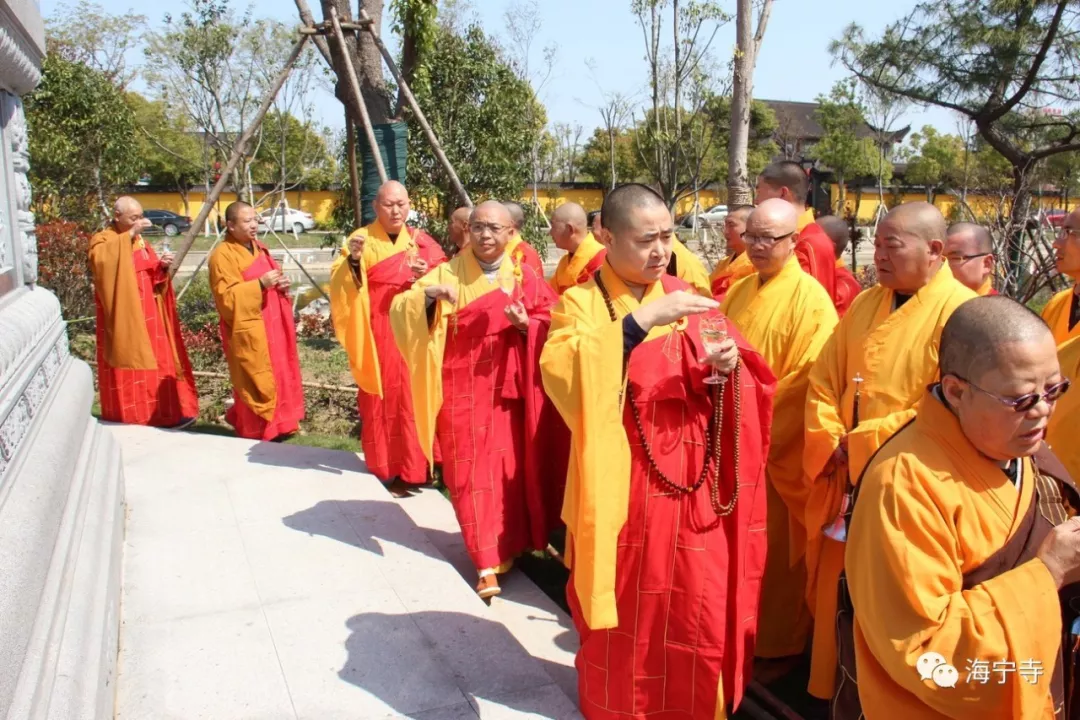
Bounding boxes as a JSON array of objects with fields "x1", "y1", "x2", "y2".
[
  {"x1": 127, "y1": 93, "x2": 204, "y2": 215},
  {"x1": 833, "y1": 0, "x2": 1080, "y2": 295},
  {"x1": 903, "y1": 126, "x2": 966, "y2": 203},
  {"x1": 45, "y1": 0, "x2": 146, "y2": 88},
  {"x1": 579, "y1": 127, "x2": 644, "y2": 188},
  {"x1": 404, "y1": 23, "x2": 545, "y2": 235},
  {"x1": 809, "y1": 80, "x2": 874, "y2": 213},
  {"x1": 252, "y1": 110, "x2": 337, "y2": 193},
  {"x1": 25, "y1": 54, "x2": 140, "y2": 225}
]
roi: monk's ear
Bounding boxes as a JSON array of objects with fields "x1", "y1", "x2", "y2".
[
  {"x1": 941, "y1": 373, "x2": 965, "y2": 407},
  {"x1": 927, "y1": 237, "x2": 945, "y2": 259},
  {"x1": 598, "y1": 227, "x2": 614, "y2": 249}
]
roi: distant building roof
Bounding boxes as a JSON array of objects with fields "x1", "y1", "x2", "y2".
[{"x1": 762, "y1": 99, "x2": 910, "y2": 145}]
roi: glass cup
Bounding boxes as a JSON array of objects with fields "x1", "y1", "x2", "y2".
[{"x1": 699, "y1": 315, "x2": 729, "y2": 386}]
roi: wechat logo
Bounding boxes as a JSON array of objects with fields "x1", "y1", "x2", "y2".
[{"x1": 917, "y1": 652, "x2": 959, "y2": 688}]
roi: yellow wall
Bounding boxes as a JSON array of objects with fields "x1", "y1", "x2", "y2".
[
  {"x1": 831, "y1": 184, "x2": 1080, "y2": 223},
  {"x1": 129, "y1": 185, "x2": 1079, "y2": 228},
  {"x1": 130, "y1": 189, "x2": 339, "y2": 224}
]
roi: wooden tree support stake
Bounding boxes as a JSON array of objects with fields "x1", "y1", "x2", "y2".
[
  {"x1": 358, "y1": 8, "x2": 472, "y2": 208},
  {"x1": 330, "y1": 6, "x2": 388, "y2": 185},
  {"x1": 168, "y1": 34, "x2": 311, "y2": 278}
]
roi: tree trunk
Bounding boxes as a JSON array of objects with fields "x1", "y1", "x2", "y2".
[
  {"x1": 1005, "y1": 167, "x2": 1033, "y2": 298},
  {"x1": 727, "y1": 0, "x2": 754, "y2": 206}
]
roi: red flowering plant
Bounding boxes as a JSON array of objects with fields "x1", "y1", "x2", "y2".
[{"x1": 35, "y1": 221, "x2": 95, "y2": 321}]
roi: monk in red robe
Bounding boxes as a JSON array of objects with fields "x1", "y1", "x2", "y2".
[
  {"x1": 817, "y1": 215, "x2": 864, "y2": 316},
  {"x1": 391, "y1": 201, "x2": 559, "y2": 599},
  {"x1": 208, "y1": 202, "x2": 305, "y2": 440},
  {"x1": 541, "y1": 183, "x2": 775, "y2": 719},
  {"x1": 946, "y1": 222, "x2": 998, "y2": 296},
  {"x1": 502, "y1": 201, "x2": 546, "y2": 278},
  {"x1": 709, "y1": 204, "x2": 754, "y2": 300},
  {"x1": 90, "y1": 196, "x2": 198, "y2": 427},
  {"x1": 330, "y1": 181, "x2": 446, "y2": 497},
  {"x1": 756, "y1": 161, "x2": 838, "y2": 305},
  {"x1": 548, "y1": 202, "x2": 606, "y2": 294}
]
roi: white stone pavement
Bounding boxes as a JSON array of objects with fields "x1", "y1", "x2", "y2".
[{"x1": 110, "y1": 425, "x2": 582, "y2": 720}]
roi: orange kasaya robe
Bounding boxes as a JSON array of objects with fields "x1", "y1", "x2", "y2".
[
  {"x1": 802, "y1": 263, "x2": 975, "y2": 698},
  {"x1": 89, "y1": 227, "x2": 198, "y2": 426},
  {"x1": 709, "y1": 252, "x2": 754, "y2": 301},
  {"x1": 507, "y1": 232, "x2": 545, "y2": 279},
  {"x1": 721, "y1": 256, "x2": 839, "y2": 659},
  {"x1": 1042, "y1": 286, "x2": 1079, "y2": 346},
  {"x1": 541, "y1": 266, "x2": 776, "y2": 719},
  {"x1": 668, "y1": 236, "x2": 713, "y2": 296},
  {"x1": 795, "y1": 208, "x2": 838, "y2": 307},
  {"x1": 1048, "y1": 336, "x2": 1080, "y2": 482},
  {"x1": 550, "y1": 232, "x2": 606, "y2": 295},
  {"x1": 834, "y1": 259, "x2": 862, "y2": 317},
  {"x1": 208, "y1": 236, "x2": 305, "y2": 441},
  {"x1": 330, "y1": 221, "x2": 447, "y2": 484},
  {"x1": 390, "y1": 246, "x2": 563, "y2": 570},
  {"x1": 848, "y1": 392, "x2": 1063, "y2": 719}
]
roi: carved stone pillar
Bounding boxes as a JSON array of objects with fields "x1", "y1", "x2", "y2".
[{"x1": 0, "y1": 2, "x2": 125, "y2": 719}]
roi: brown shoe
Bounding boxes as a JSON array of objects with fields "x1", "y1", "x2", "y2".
[
  {"x1": 384, "y1": 477, "x2": 413, "y2": 499},
  {"x1": 476, "y1": 573, "x2": 501, "y2": 600}
]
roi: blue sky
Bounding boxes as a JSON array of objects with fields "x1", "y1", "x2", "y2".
[{"x1": 42, "y1": 0, "x2": 958, "y2": 139}]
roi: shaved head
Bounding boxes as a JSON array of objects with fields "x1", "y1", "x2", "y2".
[
  {"x1": 756, "y1": 161, "x2": 809, "y2": 207},
  {"x1": 941, "y1": 297, "x2": 1053, "y2": 382},
  {"x1": 470, "y1": 200, "x2": 514, "y2": 262},
  {"x1": 502, "y1": 202, "x2": 525, "y2": 232},
  {"x1": 939, "y1": 296, "x2": 1061, "y2": 460},
  {"x1": 723, "y1": 204, "x2": 754, "y2": 254},
  {"x1": 947, "y1": 222, "x2": 993, "y2": 255},
  {"x1": 745, "y1": 198, "x2": 799, "y2": 278},
  {"x1": 114, "y1": 195, "x2": 140, "y2": 215},
  {"x1": 874, "y1": 202, "x2": 948, "y2": 292},
  {"x1": 885, "y1": 202, "x2": 948, "y2": 244},
  {"x1": 817, "y1": 215, "x2": 851, "y2": 259},
  {"x1": 600, "y1": 183, "x2": 669, "y2": 235},
  {"x1": 225, "y1": 201, "x2": 252, "y2": 223},
  {"x1": 727, "y1": 205, "x2": 754, "y2": 222},
  {"x1": 549, "y1": 202, "x2": 589, "y2": 252},
  {"x1": 1056, "y1": 206, "x2": 1080, "y2": 278},
  {"x1": 451, "y1": 206, "x2": 472, "y2": 223},
  {"x1": 449, "y1": 206, "x2": 473, "y2": 251},
  {"x1": 376, "y1": 180, "x2": 408, "y2": 204}
]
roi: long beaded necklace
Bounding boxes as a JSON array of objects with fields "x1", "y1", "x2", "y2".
[{"x1": 594, "y1": 272, "x2": 741, "y2": 518}]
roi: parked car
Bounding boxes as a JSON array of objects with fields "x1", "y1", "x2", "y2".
[
  {"x1": 258, "y1": 207, "x2": 316, "y2": 234},
  {"x1": 1026, "y1": 208, "x2": 1068, "y2": 230},
  {"x1": 679, "y1": 204, "x2": 728, "y2": 228},
  {"x1": 1043, "y1": 209, "x2": 1068, "y2": 227},
  {"x1": 143, "y1": 209, "x2": 192, "y2": 237}
]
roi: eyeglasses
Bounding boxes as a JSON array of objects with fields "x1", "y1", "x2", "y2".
[
  {"x1": 950, "y1": 374, "x2": 1071, "y2": 413},
  {"x1": 946, "y1": 252, "x2": 991, "y2": 264},
  {"x1": 742, "y1": 231, "x2": 794, "y2": 247},
  {"x1": 1057, "y1": 227, "x2": 1079, "y2": 239},
  {"x1": 469, "y1": 222, "x2": 508, "y2": 235}
]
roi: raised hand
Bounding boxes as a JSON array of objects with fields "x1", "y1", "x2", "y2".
[
  {"x1": 1037, "y1": 516, "x2": 1080, "y2": 589},
  {"x1": 504, "y1": 300, "x2": 528, "y2": 331},
  {"x1": 159, "y1": 252, "x2": 175, "y2": 266},
  {"x1": 409, "y1": 257, "x2": 429, "y2": 278},
  {"x1": 259, "y1": 269, "x2": 283, "y2": 289},
  {"x1": 631, "y1": 290, "x2": 719, "y2": 333},
  {"x1": 348, "y1": 236, "x2": 365, "y2": 260},
  {"x1": 424, "y1": 284, "x2": 458, "y2": 306},
  {"x1": 704, "y1": 336, "x2": 738, "y2": 375}
]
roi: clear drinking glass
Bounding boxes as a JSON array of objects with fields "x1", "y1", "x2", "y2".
[{"x1": 700, "y1": 315, "x2": 728, "y2": 386}]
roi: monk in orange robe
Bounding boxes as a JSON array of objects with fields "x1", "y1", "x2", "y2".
[
  {"x1": 721, "y1": 199, "x2": 838, "y2": 667},
  {"x1": 502, "y1": 201, "x2": 546, "y2": 278},
  {"x1": 90, "y1": 196, "x2": 198, "y2": 427},
  {"x1": 391, "y1": 201, "x2": 558, "y2": 599},
  {"x1": 946, "y1": 222, "x2": 998, "y2": 296},
  {"x1": 709, "y1": 204, "x2": 754, "y2": 300},
  {"x1": 1044, "y1": 207, "x2": 1080, "y2": 345},
  {"x1": 588, "y1": 209, "x2": 602, "y2": 238},
  {"x1": 803, "y1": 202, "x2": 976, "y2": 699},
  {"x1": 842, "y1": 297, "x2": 1078, "y2": 719},
  {"x1": 1047, "y1": 335, "x2": 1079, "y2": 482},
  {"x1": 330, "y1": 181, "x2": 446, "y2": 497},
  {"x1": 548, "y1": 202, "x2": 606, "y2": 294},
  {"x1": 541, "y1": 183, "x2": 776, "y2": 719},
  {"x1": 208, "y1": 202, "x2": 304, "y2": 440},
  {"x1": 817, "y1": 215, "x2": 863, "y2": 316},
  {"x1": 756, "y1": 161, "x2": 838, "y2": 305}
]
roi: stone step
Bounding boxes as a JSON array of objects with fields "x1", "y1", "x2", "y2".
[{"x1": 110, "y1": 425, "x2": 581, "y2": 720}]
